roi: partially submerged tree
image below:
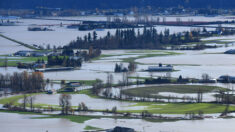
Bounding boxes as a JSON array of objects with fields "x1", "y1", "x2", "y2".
[
  {"x1": 92, "y1": 79, "x2": 104, "y2": 95},
  {"x1": 202, "y1": 73, "x2": 210, "y2": 81},
  {"x1": 22, "y1": 94, "x2": 28, "y2": 111},
  {"x1": 78, "y1": 102, "x2": 88, "y2": 111},
  {"x1": 128, "y1": 61, "x2": 137, "y2": 72},
  {"x1": 106, "y1": 73, "x2": 113, "y2": 88},
  {"x1": 28, "y1": 95, "x2": 35, "y2": 111},
  {"x1": 59, "y1": 94, "x2": 72, "y2": 115},
  {"x1": 111, "y1": 106, "x2": 117, "y2": 113}
]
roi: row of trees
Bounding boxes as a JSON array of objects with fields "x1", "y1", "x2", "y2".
[
  {"x1": 114, "y1": 62, "x2": 137, "y2": 73},
  {"x1": 59, "y1": 93, "x2": 119, "y2": 115},
  {"x1": 59, "y1": 94, "x2": 90, "y2": 115},
  {"x1": 62, "y1": 46, "x2": 101, "y2": 60},
  {"x1": 67, "y1": 27, "x2": 235, "y2": 50},
  {"x1": 0, "y1": 71, "x2": 45, "y2": 92},
  {"x1": 67, "y1": 28, "x2": 201, "y2": 49},
  {"x1": 114, "y1": 63, "x2": 128, "y2": 72},
  {"x1": 3, "y1": 94, "x2": 42, "y2": 112},
  {"x1": 47, "y1": 56, "x2": 82, "y2": 67}
]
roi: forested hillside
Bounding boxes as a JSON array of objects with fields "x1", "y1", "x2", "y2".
[{"x1": 0, "y1": 0, "x2": 234, "y2": 9}]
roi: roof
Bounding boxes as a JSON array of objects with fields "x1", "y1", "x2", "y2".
[{"x1": 112, "y1": 126, "x2": 135, "y2": 132}]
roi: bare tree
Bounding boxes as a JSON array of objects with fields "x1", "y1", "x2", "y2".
[
  {"x1": 47, "y1": 44, "x2": 51, "y2": 50},
  {"x1": 197, "y1": 88, "x2": 203, "y2": 103},
  {"x1": 128, "y1": 61, "x2": 137, "y2": 72},
  {"x1": 28, "y1": 95, "x2": 35, "y2": 111},
  {"x1": 78, "y1": 102, "x2": 88, "y2": 111},
  {"x1": 202, "y1": 73, "x2": 210, "y2": 81},
  {"x1": 156, "y1": 17, "x2": 160, "y2": 24},
  {"x1": 149, "y1": 72, "x2": 153, "y2": 79},
  {"x1": 106, "y1": 73, "x2": 113, "y2": 88},
  {"x1": 22, "y1": 94, "x2": 28, "y2": 111},
  {"x1": 136, "y1": 74, "x2": 140, "y2": 86},
  {"x1": 59, "y1": 94, "x2": 71, "y2": 115},
  {"x1": 111, "y1": 106, "x2": 117, "y2": 113},
  {"x1": 122, "y1": 72, "x2": 128, "y2": 86}
]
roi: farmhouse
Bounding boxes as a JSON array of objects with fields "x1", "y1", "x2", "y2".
[
  {"x1": 217, "y1": 75, "x2": 235, "y2": 83},
  {"x1": 14, "y1": 50, "x2": 53, "y2": 57}
]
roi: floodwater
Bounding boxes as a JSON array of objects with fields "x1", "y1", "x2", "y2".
[
  {"x1": 202, "y1": 34, "x2": 235, "y2": 42},
  {"x1": 28, "y1": 93, "x2": 145, "y2": 110},
  {"x1": 42, "y1": 68, "x2": 125, "y2": 83},
  {"x1": 0, "y1": 36, "x2": 31, "y2": 55},
  {"x1": 100, "y1": 83, "x2": 234, "y2": 103},
  {"x1": 87, "y1": 117, "x2": 235, "y2": 132},
  {"x1": 0, "y1": 112, "x2": 85, "y2": 132},
  {"x1": 135, "y1": 43, "x2": 235, "y2": 79},
  {"x1": 157, "y1": 92, "x2": 215, "y2": 102},
  {"x1": 0, "y1": 67, "x2": 31, "y2": 74},
  {"x1": 1, "y1": 15, "x2": 227, "y2": 49},
  {"x1": 2, "y1": 15, "x2": 235, "y2": 131},
  {"x1": 1, "y1": 43, "x2": 235, "y2": 83},
  {"x1": 45, "y1": 83, "x2": 61, "y2": 90},
  {"x1": 0, "y1": 18, "x2": 117, "y2": 47},
  {"x1": 2, "y1": 111, "x2": 235, "y2": 132}
]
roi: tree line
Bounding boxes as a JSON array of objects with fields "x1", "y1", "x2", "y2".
[
  {"x1": 0, "y1": 71, "x2": 45, "y2": 93},
  {"x1": 47, "y1": 48, "x2": 101, "y2": 67},
  {"x1": 114, "y1": 62, "x2": 137, "y2": 72},
  {"x1": 66, "y1": 27, "x2": 235, "y2": 50},
  {"x1": 47, "y1": 56, "x2": 82, "y2": 67},
  {"x1": 67, "y1": 28, "x2": 200, "y2": 49}
]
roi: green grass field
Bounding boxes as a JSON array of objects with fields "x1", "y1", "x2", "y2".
[
  {"x1": 84, "y1": 125, "x2": 102, "y2": 130},
  {"x1": 122, "y1": 85, "x2": 228, "y2": 99},
  {"x1": 121, "y1": 102, "x2": 235, "y2": 114},
  {"x1": 90, "y1": 50, "x2": 182, "y2": 64},
  {"x1": 33, "y1": 114, "x2": 97, "y2": 123},
  {"x1": 0, "y1": 56, "x2": 48, "y2": 67},
  {"x1": 121, "y1": 51, "x2": 182, "y2": 63},
  {"x1": 1, "y1": 88, "x2": 234, "y2": 114}
]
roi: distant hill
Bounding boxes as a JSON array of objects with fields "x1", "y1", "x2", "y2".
[{"x1": 0, "y1": 0, "x2": 234, "y2": 9}]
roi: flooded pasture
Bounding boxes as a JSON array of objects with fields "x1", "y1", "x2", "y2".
[
  {"x1": 21, "y1": 93, "x2": 145, "y2": 110},
  {"x1": 2, "y1": 111, "x2": 235, "y2": 132},
  {"x1": 1, "y1": 15, "x2": 235, "y2": 131},
  {"x1": 0, "y1": 112, "x2": 84, "y2": 132},
  {"x1": 87, "y1": 117, "x2": 235, "y2": 132},
  {"x1": 1, "y1": 15, "x2": 226, "y2": 50},
  {"x1": 0, "y1": 36, "x2": 32, "y2": 55}
]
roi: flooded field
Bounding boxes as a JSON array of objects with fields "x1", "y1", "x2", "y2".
[
  {"x1": 1, "y1": 43, "x2": 235, "y2": 82},
  {"x1": 0, "y1": 37, "x2": 31, "y2": 55},
  {"x1": 27, "y1": 93, "x2": 144, "y2": 110},
  {"x1": 87, "y1": 117, "x2": 235, "y2": 132},
  {"x1": 0, "y1": 22, "x2": 116, "y2": 47},
  {"x1": 0, "y1": 112, "x2": 84, "y2": 132},
  {"x1": 202, "y1": 34, "x2": 235, "y2": 42},
  {"x1": 1, "y1": 15, "x2": 228, "y2": 49},
  {"x1": 1, "y1": 111, "x2": 235, "y2": 132},
  {"x1": 1, "y1": 15, "x2": 235, "y2": 131},
  {"x1": 100, "y1": 83, "x2": 233, "y2": 103},
  {"x1": 42, "y1": 43, "x2": 235, "y2": 82},
  {"x1": 135, "y1": 43, "x2": 235, "y2": 79}
]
